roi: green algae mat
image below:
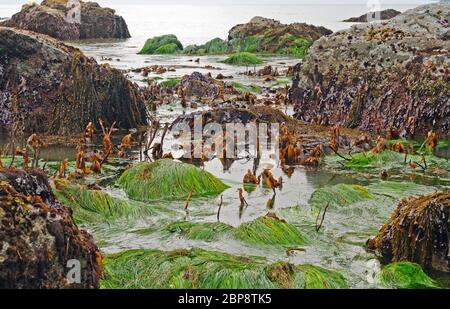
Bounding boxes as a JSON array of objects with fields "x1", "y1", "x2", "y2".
[
  {"x1": 101, "y1": 248, "x2": 347, "y2": 289},
  {"x1": 118, "y1": 159, "x2": 229, "y2": 201}
]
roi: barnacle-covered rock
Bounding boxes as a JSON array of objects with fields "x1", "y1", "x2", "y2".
[
  {"x1": 367, "y1": 190, "x2": 450, "y2": 273},
  {"x1": 0, "y1": 27, "x2": 148, "y2": 136},
  {"x1": 0, "y1": 0, "x2": 130, "y2": 40},
  {"x1": 290, "y1": 3, "x2": 450, "y2": 138},
  {"x1": 0, "y1": 169, "x2": 102, "y2": 288}
]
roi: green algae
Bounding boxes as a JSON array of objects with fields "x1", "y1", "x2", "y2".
[
  {"x1": 162, "y1": 215, "x2": 307, "y2": 247},
  {"x1": 278, "y1": 37, "x2": 312, "y2": 58},
  {"x1": 222, "y1": 52, "x2": 263, "y2": 66},
  {"x1": 163, "y1": 221, "x2": 233, "y2": 241},
  {"x1": 234, "y1": 216, "x2": 307, "y2": 246},
  {"x1": 160, "y1": 78, "x2": 180, "y2": 88},
  {"x1": 118, "y1": 159, "x2": 229, "y2": 202},
  {"x1": 154, "y1": 43, "x2": 180, "y2": 54},
  {"x1": 380, "y1": 262, "x2": 440, "y2": 289},
  {"x1": 101, "y1": 248, "x2": 347, "y2": 289},
  {"x1": 138, "y1": 34, "x2": 183, "y2": 54},
  {"x1": 231, "y1": 82, "x2": 262, "y2": 94},
  {"x1": 309, "y1": 183, "x2": 372, "y2": 214},
  {"x1": 54, "y1": 184, "x2": 165, "y2": 224},
  {"x1": 183, "y1": 38, "x2": 230, "y2": 55}
]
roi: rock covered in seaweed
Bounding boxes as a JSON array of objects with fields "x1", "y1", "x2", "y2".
[
  {"x1": 0, "y1": 27, "x2": 148, "y2": 136},
  {"x1": 228, "y1": 16, "x2": 332, "y2": 57},
  {"x1": 179, "y1": 72, "x2": 221, "y2": 98},
  {"x1": 0, "y1": 169, "x2": 102, "y2": 289},
  {"x1": 290, "y1": 3, "x2": 450, "y2": 138},
  {"x1": 138, "y1": 34, "x2": 183, "y2": 55},
  {"x1": 0, "y1": 0, "x2": 130, "y2": 40},
  {"x1": 367, "y1": 190, "x2": 450, "y2": 273},
  {"x1": 342, "y1": 9, "x2": 401, "y2": 22},
  {"x1": 118, "y1": 159, "x2": 229, "y2": 201}
]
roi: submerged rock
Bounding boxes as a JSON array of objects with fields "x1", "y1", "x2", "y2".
[
  {"x1": 0, "y1": 27, "x2": 148, "y2": 136},
  {"x1": 343, "y1": 9, "x2": 401, "y2": 22},
  {"x1": 0, "y1": 0, "x2": 130, "y2": 40},
  {"x1": 367, "y1": 190, "x2": 450, "y2": 273},
  {"x1": 228, "y1": 16, "x2": 332, "y2": 57},
  {"x1": 118, "y1": 159, "x2": 229, "y2": 201},
  {"x1": 290, "y1": 3, "x2": 450, "y2": 138},
  {"x1": 0, "y1": 169, "x2": 101, "y2": 288}
]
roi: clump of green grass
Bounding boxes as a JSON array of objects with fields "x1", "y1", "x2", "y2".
[
  {"x1": 222, "y1": 52, "x2": 263, "y2": 66},
  {"x1": 234, "y1": 216, "x2": 307, "y2": 246},
  {"x1": 54, "y1": 184, "x2": 161, "y2": 224},
  {"x1": 160, "y1": 78, "x2": 180, "y2": 88},
  {"x1": 309, "y1": 183, "x2": 372, "y2": 214},
  {"x1": 163, "y1": 221, "x2": 233, "y2": 241},
  {"x1": 118, "y1": 159, "x2": 229, "y2": 202},
  {"x1": 101, "y1": 248, "x2": 347, "y2": 289},
  {"x1": 138, "y1": 34, "x2": 183, "y2": 54},
  {"x1": 380, "y1": 262, "x2": 439, "y2": 289}
]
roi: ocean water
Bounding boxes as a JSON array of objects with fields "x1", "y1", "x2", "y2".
[{"x1": 1, "y1": 2, "x2": 421, "y2": 47}]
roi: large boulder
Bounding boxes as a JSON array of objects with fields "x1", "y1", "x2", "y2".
[
  {"x1": 0, "y1": 27, "x2": 148, "y2": 136},
  {"x1": 0, "y1": 0, "x2": 130, "y2": 40},
  {"x1": 290, "y1": 3, "x2": 450, "y2": 138},
  {"x1": 0, "y1": 169, "x2": 102, "y2": 288},
  {"x1": 228, "y1": 16, "x2": 332, "y2": 57},
  {"x1": 367, "y1": 190, "x2": 450, "y2": 273}
]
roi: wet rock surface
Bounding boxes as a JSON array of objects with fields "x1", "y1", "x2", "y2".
[
  {"x1": 179, "y1": 72, "x2": 220, "y2": 98},
  {"x1": 290, "y1": 3, "x2": 450, "y2": 138},
  {"x1": 367, "y1": 190, "x2": 450, "y2": 273},
  {"x1": 0, "y1": 0, "x2": 130, "y2": 40},
  {"x1": 0, "y1": 169, "x2": 101, "y2": 288},
  {"x1": 0, "y1": 27, "x2": 148, "y2": 136},
  {"x1": 342, "y1": 9, "x2": 401, "y2": 22}
]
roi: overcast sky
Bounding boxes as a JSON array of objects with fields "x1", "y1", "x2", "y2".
[{"x1": 0, "y1": 0, "x2": 439, "y2": 5}]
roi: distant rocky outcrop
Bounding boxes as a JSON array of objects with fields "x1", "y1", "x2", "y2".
[
  {"x1": 227, "y1": 16, "x2": 332, "y2": 57},
  {"x1": 343, "y1": 9, "x2": 401, "y2": 22},
  {"x1": 0, "y1": 0, "x2": 130, "y2": 40},
  {"x1": 0, "y1": 169, "x2": 102, "y2": 288},
  {"x1": 0, "y1": 27, "x2": 148, "y2": 137},
  {"x1": 290, "y1": 3, "x2": 450, "y2": 138}
]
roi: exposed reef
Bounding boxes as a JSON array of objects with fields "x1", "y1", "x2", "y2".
[
  {"x1": 0, "y1": 0, "x2": 130, "y2": 40},
  {"x1": 0, "y1": 27, "x2": 148, "y2": 137},
  {"x1": 290, "y1": 3, "x2": 450, "y2": 138}
]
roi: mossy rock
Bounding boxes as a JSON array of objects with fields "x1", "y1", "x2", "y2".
[
  {"x1": 183, "y1": 38, "x2": 230, "y2": 55},
  {"x1": 54, "y1": 184, "x2": 166, "y2": 224},
  {"x1": 234, "y1": 216, "x2": 307, "y2": 246},
  {"x1": 222, "y1": 52, "x2": 263, "y2": 66},
  {"x1": 101, "y1": 248, "x2": 347, "y2": 289},
  {"x1": 118, "y1": 159, "x2": 229, "y2": 201},
  {"x1": 380, "y1": 262, "x2": 440, "y2": 289},
  {"x1": 138, "y1": 34, "x2": 183, "y2": 54},
  {"x1": 231, "y1": 82, "x2": 262, "y2": 94}
]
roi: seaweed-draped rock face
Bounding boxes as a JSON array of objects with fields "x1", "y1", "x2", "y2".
[
  {"x1": 0, "y1": 0, "x2": 130, "y2": 40},
  {"x1": 367, "y1": 191, "x2": 450, "y2": 273},
  {"x1": 290, "y1": 3, "x2": 450, "y2": 138},
  {"x1": 118, "y1": 159, "x2": 229, "y2": 201},
  {"x1": 227, "y1": 16, "x2": 332, "y2": 57},
  {"x1": 0, "y1": 27, "x2": 148, "y2": 136},
  {"x1": 0, "y1": 169, "x2": 102, "y2": 289},
  {"x1": 138, "y1": 34, "x2": 183, "y2": 55}
]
